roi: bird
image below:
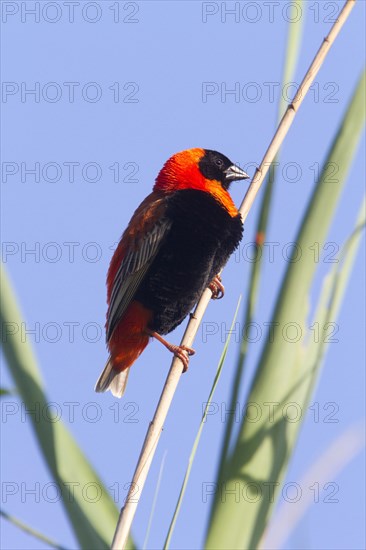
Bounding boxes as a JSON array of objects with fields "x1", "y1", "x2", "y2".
[{"x1": 95, "y1": 148, "x2": 249, "y2": 397}]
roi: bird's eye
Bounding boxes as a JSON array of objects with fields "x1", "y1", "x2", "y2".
[{"x1": 215, "y1": 158, "x2": 224, "y2": 167}]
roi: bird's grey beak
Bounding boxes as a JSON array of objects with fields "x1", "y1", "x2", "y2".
[{"x1": 224, "y1": 164, "x2": 250, "y2": 181}]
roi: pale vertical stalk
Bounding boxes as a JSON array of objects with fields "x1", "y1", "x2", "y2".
[{"x1": 110, "y1": 2, "x2": 356, "y2": 548}]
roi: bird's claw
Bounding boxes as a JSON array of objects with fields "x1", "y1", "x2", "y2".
[
  {"x1": 209, "y1": 275, "x2": 225, "y2": 300},
  {"x1": 170, "y1": 344, "x2": 195, "y2": 372},
  {"x1": 147, "y1": 329, "x2": 195, "y2": 373}
]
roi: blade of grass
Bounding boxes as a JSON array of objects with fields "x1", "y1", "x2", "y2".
[
  {"x1": 0, "y1": 509, "x2": 68, "y2": 550},
  {"x1": 0, "y1": 265, "x2": 134, "y2": 550},
  {"x1": 163, "y1": 297, "x2": 242, "y2": 550},
  {"x1": 0, "y1": 388, "x2": 15, "y2": 396},
  {"x1": 302, "y1": 195, "x2": 366, "y2": 405},
  {"x1": 260, "y1": 196, "x2": 365, "y2": 547},
  {"x1": 219, "y1": 0, "x2": 305, "y2": 475},
  {"x1": 142, "y1": 450, "x2": 168, "y2": 550},
  {"x1": 206, "y1": 68, "x2": 365, "y2": 549},
  {"x1": 260, "y1": 423, "x2": 365, "y2": 549}
]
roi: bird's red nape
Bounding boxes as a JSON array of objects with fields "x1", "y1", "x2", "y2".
[
  {"x1": 154, "y1": 148, "x2": 239, "y2": 218},
  {"x1": 153, "y1": 148, "x2": 205, "y2": 192}
]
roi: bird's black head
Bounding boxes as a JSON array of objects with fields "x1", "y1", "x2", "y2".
[{"x1": 198, "y1": 149, "x2": 249, "y2": 189}]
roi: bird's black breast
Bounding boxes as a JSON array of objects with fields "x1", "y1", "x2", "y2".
[{"x1": 135, "y1": 189, "x2": 243, "y2": 334}]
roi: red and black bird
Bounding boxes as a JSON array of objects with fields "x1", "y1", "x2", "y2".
[{"x1": 95, "y1": 148, "x2": 249, "y2": 397}]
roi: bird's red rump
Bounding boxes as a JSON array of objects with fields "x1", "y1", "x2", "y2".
[{"x1": 108, "y1": 300, "x2": 152, "y2": 373}]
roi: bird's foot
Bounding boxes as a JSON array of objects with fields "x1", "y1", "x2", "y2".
[
  {"x1": 146, "y1": 330, "x2": 195, "y2": 372},
  {"x1": 209, "y1": 275, "x2": 225, "y2": 300},
  {"x1": 167, "y1": 343, "x2": 195, "y2": 372}
]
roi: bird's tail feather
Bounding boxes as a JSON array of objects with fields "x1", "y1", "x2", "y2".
[{"x1": 95, "y1": 358, "x2": 130, "y2": 398}]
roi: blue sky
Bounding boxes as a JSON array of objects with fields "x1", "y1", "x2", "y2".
[{"x1": 1, "y1": 1, "x2": 365, "y2": 549}]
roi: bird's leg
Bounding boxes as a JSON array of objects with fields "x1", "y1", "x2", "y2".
[
  {"x1": 146, "y1": 330, "x2": 195, "y2": 372},
  {"x1": 209, "y1": 274, "x2": 225, "y2": 300}
]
